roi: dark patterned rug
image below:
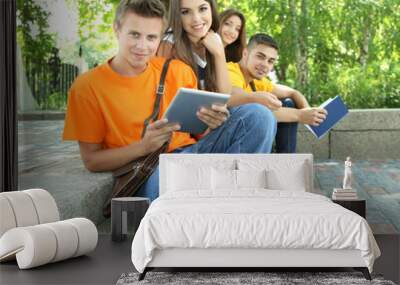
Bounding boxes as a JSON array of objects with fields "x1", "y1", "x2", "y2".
[{"x1": 116, "y1": 271, "x2": 396, "y2": 285}]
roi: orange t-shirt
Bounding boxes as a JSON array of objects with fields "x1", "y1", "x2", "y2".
[{"x1": 63, "y1": 57, "x2": 197, "y2": 152}]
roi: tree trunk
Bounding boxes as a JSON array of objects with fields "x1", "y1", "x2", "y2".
[
  {"x1": 298, "y1": 0, "x2": 309, "y2": 88},
  {"x1": 275, "y1": 63, "x2": 287, "y2": 82},
  {"x1": 359, "y1": 17, "x2": 371, "y2": 68},
  {"x1": 289, "y1": 0, "x2": 309, "y2": 91}
]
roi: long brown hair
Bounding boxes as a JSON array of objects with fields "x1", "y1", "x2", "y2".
[
  {"x1": 168, "y1": 0, "x2": 220, "y2": 92},
  {"x1": 219, "y1": 9, "x2": 246, "y2": 63}
]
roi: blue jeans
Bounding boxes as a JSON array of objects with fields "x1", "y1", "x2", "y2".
[
  {"x1": 275, "y1": 98, "x2": 298, "y2": 153},
  {"x1": 135, "y1": 103, "x2": 277, "y2": 201}
]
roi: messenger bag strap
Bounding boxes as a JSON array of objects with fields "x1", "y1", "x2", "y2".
[
  {"x1": 249, "y1": 80, "x2": 257, "y2": 92},
  {"x1": 141, "y1": 58, "x2": 172, "y2": 138}
]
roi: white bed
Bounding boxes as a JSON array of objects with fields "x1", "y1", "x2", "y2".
[{"x1": 131, "y1": 154, "x2": 380, "y2": 280}]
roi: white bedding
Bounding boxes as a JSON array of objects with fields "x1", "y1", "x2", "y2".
[{"x1": 131, "y1": 190, "x2": 380, "y2": 273}]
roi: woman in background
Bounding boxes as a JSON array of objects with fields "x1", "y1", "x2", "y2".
[
  {"x1": 157, "y1": 0, "x2": 230, "y2": 94},
  {"x1": 218, "y1": 8, "x2": 246, "y2": 63}
]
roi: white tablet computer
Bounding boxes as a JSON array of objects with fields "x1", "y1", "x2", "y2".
[{"x1": 164, "y1": 88, "x2": 230, "y2": 134}]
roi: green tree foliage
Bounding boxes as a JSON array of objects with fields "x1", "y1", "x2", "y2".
[
  {"x1": 17, "y1": 0, "x2": 59, "y2": 109},
  {"x1": 218, "y1": 0, "x2": 400, "y2": 108},
  {"x1": 16, "y1": 0, "x2": 55, "y2": 67},
  {"x1": 17, "y1": 0, "x2": 399, "y2": 109},
  {"x1": 76, "y1": 0, "x2": 117, "y2": 67}
]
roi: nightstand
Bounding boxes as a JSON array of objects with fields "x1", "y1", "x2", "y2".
[
  {"x1": 332, "y1": 199, "x2": 366, "y2": 218},
  {"x1": 111, "y1": 197, "x2": 150, "y2": 242}
]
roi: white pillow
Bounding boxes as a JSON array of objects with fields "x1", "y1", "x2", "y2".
[
  {"x1": 167, "y1": 163, "x2": 211, "y2": 191},
  {"x1": 211, "y1": 169, "x2": 268, "y2": 190},
  {"x1": 266, "y1": 163, "x2": 306, "y2": 191},
  {"x1": 236, "y1": 169, "x2": 268, "y2": 189},
  {"x1": 212, "y1": 168, "x2": 237, "y2": 190},
  {"x1": 238, "y1": 159, "x2": 308, "y2": 191}
]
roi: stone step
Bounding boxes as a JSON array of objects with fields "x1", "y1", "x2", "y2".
[
  {"x1": 18, "y1": 120, "x2": 113, "y2": 225},
  {"x1": 19, "y1": 154, "x2": 113, "y2": 225}
]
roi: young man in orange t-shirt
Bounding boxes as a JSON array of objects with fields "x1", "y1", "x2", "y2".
[{"x1": 63, "y1": 0, "x2": 277, "y2": 201}]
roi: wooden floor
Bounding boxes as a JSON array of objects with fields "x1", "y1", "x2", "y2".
[
  {"x1": 0, "y1": 235, "x2": 133, "y2": 285},
  {"x1": 1, "y1": 234, "x2": 398, "y2": 285}
]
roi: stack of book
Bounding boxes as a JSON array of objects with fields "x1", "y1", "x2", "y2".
[{"x1": 332, "y1": 188, "x2": 358, "y2": 200}]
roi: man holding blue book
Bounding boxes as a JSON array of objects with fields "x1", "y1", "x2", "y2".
[{"x1": 227, "y1": 33, "x2": 328, "y2": 153}]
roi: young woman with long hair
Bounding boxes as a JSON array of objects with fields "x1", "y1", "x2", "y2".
[
  {"x1": 218, "y1": 8, "x2": 246, "y2": 63},
  {"x1": 157, "y1": 0, "x2": 231, "y2": 93}
]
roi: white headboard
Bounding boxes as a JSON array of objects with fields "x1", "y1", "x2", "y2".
[{"x1": 159, "y1": 154, "x2": 314, "y2": 195}]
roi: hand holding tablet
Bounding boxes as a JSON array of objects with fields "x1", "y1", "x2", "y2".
[
  {"x1": 142, "y1": 119, "x2": 180, "y2": 152},
  {"x1": 196, "y1": 104, "x2": 230, "y2": 130},
  {"x1": 164, "y1": 88, "x2": 230, "y2": 134}
]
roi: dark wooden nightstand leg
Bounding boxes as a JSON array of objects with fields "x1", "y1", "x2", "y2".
[{"x1": 354, "y1": 267, "x2": 372, "y2": 280}]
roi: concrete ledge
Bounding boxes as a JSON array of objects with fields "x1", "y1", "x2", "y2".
[
  {"x1": 19, "y1": 158, "x2": 113, "y2": 225},
  {"x1": 333, "y1": 109, "x2": 400, "y2": 131},
  {"x1": 297, "y1": 131, "x2": 330, "y2": 159},
  {"x1": 18, "y1": 111, "x2": 65, "y2": 121},
  {"x1": 18, "y1": 120, "x2": 113, "y2": 226},
  {"x1": 331, "y1": 131, "x2": 400, "y2": 159},
  {"x1": 297, "y1": 109, "x2": 400, "y2": 159}
]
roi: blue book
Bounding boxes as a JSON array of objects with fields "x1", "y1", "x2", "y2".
[{"x1": 305, "y1": 95, "x2": 348, "y2": 139}]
